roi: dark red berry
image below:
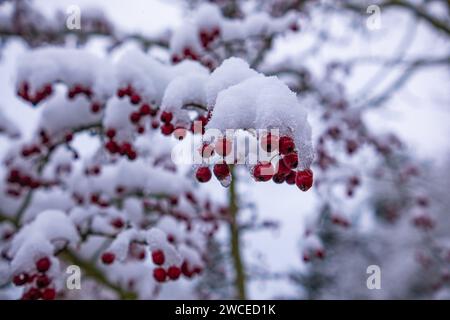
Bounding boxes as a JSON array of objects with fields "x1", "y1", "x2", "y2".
[
  {"x1": 130, "y1": 94, "x2": 141, "y2": 105},
  {"x1": 139, "y1": 104, "x2": 151, "y2": 116},
  {"x1": 285, "y1": 170, "x2": 296, "y2": 185},
  {"x1": 153, "y1": 267, "x2": 167, "y2": 283},
  {"x1": 160, "y1": 111, "x2": 173, "y2": 124},
  {"x1": 13, "y1": 273, "x2": 28, "y2": 286},
  {"x1": 36, "y1": 274, "x2": 50, "y2": 288},
  {"x1": 152, "y1": 250, "x2": 165, "y2": 266},
  {"x1": 196, "y1": 167, "x2": 212, "y2": 183},
  {"x1": 283, "y1": 152, "x2": 299, "y2": 169},
  {"x1": 36, "y1": 257, "x2": 51, "y2": 272},
  {"x1": 111, "y1": 218, "x2": 124, "y2": 229},
  {"x1": 260, "y1": 133, "x2": 279, "y2": 153},
  {"x1": 101, "y1": 252, "x2": 115, "y2": 265},
  {"x1": 215, "y1": 137, "x2": 232, "y2": 157},
  {"x1": 213, "y1": 162, "x2": 230, "y2": 180},
  {"x1": 41, "y1": 288, "x2": 56, "y2": 300},
  {"x1": 253, "y1": 162, "x2": 274, "y2": 182},
  {"x1": 279, "y1": 136, "x2": 295, "y2": 155},
  {"x1": 129, "y1": 112, "x2": 141, "y2": 124},
  {"x1": 295, "y1": 169, "x2": 313, "y2": 191},
  {"x1": 161, "y1": 123, "x2": 174, "y2": 135},
  {"x1": 167, "y1": 266, "x2": 181, "y2": 280}
]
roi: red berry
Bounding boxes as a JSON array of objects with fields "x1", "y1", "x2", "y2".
[
  {"x1": 167, "y1": 266, "x2": 181, "y2": 280},
  {"x1": 160, "y1": 111, "x2": 173, "y2": 124},
  {"x1": 276, "y1": 158, "x2": 291, "y2": 176},
  {"x1": 101, "y1": 252, "x2": 115, "y2": 265},
  {"x1": 279, "y1": 136, "x2": 295, "y2": 155},
  {"x1": 296, "y1": 169, "x2": 313, "y2": 191},
  {"x1": 106, "y1": 128, "x2": 116, "y2": 139},
  {"x1": 272, "y1": 173, "x2": 286, "y2": 184},
  {"x1": 196, "y1": 167, "x2": 212, "y2": 183},
  {"x1": 13, "y1": 273, "x2": 28, "y2": 286},
  {"x1": 41, "y1": 288, "x2": 56, "y2": 300},
  {"x1": 139, "y1": 104, "x2": 151, "y2": 116},
  {"x1": 36, "y1": 274, "x2": 50, "y2": 288},
  {"x1": 173, "y1": 127, "x2": 187, "y2": 140},
  {"x1": 181, "y1": 261, "x2": 193, "y2": 278},
  {"x1": 285, "y1": 170, "x2": 296, "y2": 185},
  {"x1": 105, "y1": 140, "x2": 119, "y2": 154},
  {"x1": 253, "y1": 162, "x2": 274, "y2": 182},
  {"x1": 117, "y1": 88, "x2": 126, "y2": 98},
  {"x1": 91, "y1": 102, "x2": 101, "y2": 113},
  {"x1": 153, "y1": 267, "x2": 167, "y2": 283},
  {"x1": 111, "y1": 218, "x2": 124, "y2": 229},
  {"x1": 23, "y1": 288, "x2": 41, "y2": 300},
  {"x1": 36, "y1": 257, "x2": 51, "y2": 272},
  {"x1": 130, "y1": 94, "x2": 141, "y2": 105},
  {"x1": 213, "y1": 162, "x2": 230, "y2": 180},
  {"x1": 152, "y1": 250, "x2": 165, "y2": 266},
  {"x1": 199, "y1": 143, "x2": 215, "y2": 158},
  {"x1": 260, "y1": 133, "x2": 279, "y2": 153},
  {"x1": 129, "y1": 112, "x2": 141, "y2": 124},
  {"x1": 215, "y1": 137, "x2": 232, "y2": 157},
  {"x1": 283, "y1": 152, "x2": 299, "y2": 169},
  {"x1": 161, "y1": 123, "x2": 174, "y2": 135}
]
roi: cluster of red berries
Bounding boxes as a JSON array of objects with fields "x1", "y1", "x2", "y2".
[
  {"x1": 412, "y1": 213, "x2": 435, "y2": 231},
  {"x1": 194, "y1": 134, "x2": 313, "y2": 192},
  {"x1": 13, "y1": 256, "x2": 56, "y2": 300},
  {"x1": 151, "y1": 250, "x2": 182, "y2": 282},
  {"x1": 117, "y1": 84, "x2": 144, "y2": 105},
  {"x1": 199, "y1": 27, "x2": 221, "y2": 48},
  {"x1": 6, "y1": 168, "x2": 41, "y2": 195},
  {"x1": 171, "y1": 47, "x2": 200, "y2": 64},
  {"x1": 67, "y1": 84, "x2": 93, "y2": 99},
  {"x1": 17, "y1": 82, "x2": 53, "y2": 105},
  {"x1": 104, "y1": 129, "x2": 138, "y2": 160}
]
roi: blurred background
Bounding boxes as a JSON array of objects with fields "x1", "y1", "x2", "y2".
[{"x1": 0, "y1": 0, "x2": 449, "y2": 299}]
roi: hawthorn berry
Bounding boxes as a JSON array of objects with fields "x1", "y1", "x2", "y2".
[
  {"x1": 279, "y1": 136, "x2": 295, "y2": 155},
  {"x1": 106, "y1": 128, "x2": 116, "y2": 139},
  {"x1": 152, "y1": 250, "x2": 165, "y2": 266},
  {"x1": 260, "y1": 133, "x2": 279, "y2": 153},
  {"x1": 167, "y1": 266, "x2": 181, "y2": 280},
  {"x1": 139, "y1": 104, "x2": 151, "y2": 116},
  {"x1": 111, "y1": 218, "x2": 124, "y2": 229},
  {"x1": 199, "y1": 143, "x2": 214, "y2": 158},
  {"x1": 196, "y1": 167, "x2": 212, "y2": 183},
  {"x1": 129, "y1": 112, "x2": 141, "y2": 124},
  {"x1": 215, "y1": 137, "x2": 232, "y2": 157},
  {"x1": 161, "y1": 123, "x2": 175, "y2": 136},
  {"x1": 295, "y1": 169, "x2": 313, "y2": 191},
  {"x1": 160, "y1": 111, "x2": 173, "y2": 124},
  {"x1": 36, "y1": 257, "x2": 51, "y2": 272},
  {"x1": 101, "y1": 252, "x2": 115, "y2": 265},
  {"x1": 130, "y1": 94, "x2": 141, "y2": 105},
  {"x1": 173, "y1": 127, "x2": 187, "y2": 140},
  {"x1": 36, "y1": 274, "x2": 51, "y2": 288},
  {"x1": 285, "y1": 171, "x2": 296, "y2": 185},
  {"x1": 272, "y1": 173, "x2": 286, "y2": 184},
  {"x1": 23, "y1": 288, "x2": 41, "y2": 300},
  {"x1": 41, "y1": 288, "x2": 56, "y2": 300},
  {"x1": 253, "y1": 162, "x2": 275, "y2": 182},
  {"x1": 13, "y1": 273, "x2": 29, "y2": 286},
  {"x1": 213, "y1": 162, "x2": 230, "y2": 180},
  {"x1": 283, "y1": 152, "x2": 299, "y2": 169},
  {"x1": 153, "y1": 267, "x2": 167, "y2": 283}
]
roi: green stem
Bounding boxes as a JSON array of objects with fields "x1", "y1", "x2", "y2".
[{"x1": 228, "y1": 165, "x2": 247, "y2": 299}]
